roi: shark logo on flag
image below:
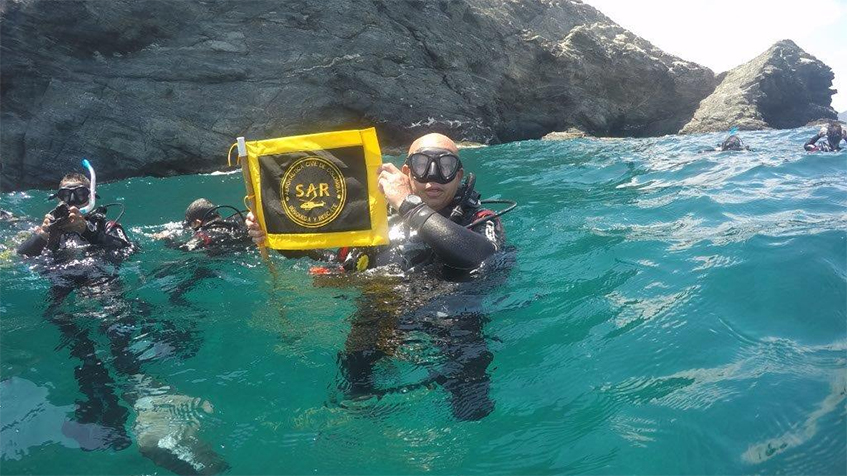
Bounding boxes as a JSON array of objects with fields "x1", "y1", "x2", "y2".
[{"x1": 232, "y1": 128, "x2": 389, "y2": 250}]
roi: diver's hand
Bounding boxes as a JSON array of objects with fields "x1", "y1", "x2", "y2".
[
  {"x1": 35, "y1": 213, "x2": 53, "y2": 238},
  {"x1": 245, "y1": 211, "x2": 266, "y2": 246},
  {"x1": 377, "y1": 163, "x2": 413, "y2": 209}
]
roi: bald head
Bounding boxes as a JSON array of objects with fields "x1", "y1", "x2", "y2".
[{"x1": 407, "y1": 133, "x2": 459, "y2": 155}]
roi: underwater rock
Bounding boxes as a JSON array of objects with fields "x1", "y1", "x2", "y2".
[
  {"x1": 133, "y1": 393, "x2": 229, "y2": 475},
  {"x1": 0, "y1": 0, "x2": 716, "y2": 191},
  {"x1": 680, "y1": 40, "x2": 837, "y2": 134}
]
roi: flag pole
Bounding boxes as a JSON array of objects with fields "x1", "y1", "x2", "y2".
[{"x1": 237, "y1": 137, "x2": 271, "y2": 262}]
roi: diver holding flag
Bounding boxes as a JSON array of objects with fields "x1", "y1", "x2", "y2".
[{"x1": 243, "y1": 132, "x2": 513, "y2": 420}]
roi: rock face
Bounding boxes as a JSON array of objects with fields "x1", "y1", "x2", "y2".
[
  {"x1": 680, "y1": 40, "x2": 836, "y2": 134},
  {"x1": 840, "y1": 111, "x2": 847, "y2": 122},
  {"x1": 0, "y1": 0, "x2": 716, "y2": 191}
]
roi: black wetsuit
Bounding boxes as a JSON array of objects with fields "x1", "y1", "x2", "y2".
[
  {"x1": 804, "y1": 131, "x2": 845, "y2": 152},
  {"x1": 314, "y1": 190, "x2": 507, "y2": 421},
  {"x1": 16, "y1": 208, "x2": 131, "y2": 257},
  {"x1": 297, "y1": 197, "x2": 505, "y2": 274}
]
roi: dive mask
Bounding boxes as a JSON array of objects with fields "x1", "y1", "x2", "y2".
[
  {"x1": 52, "y1": 186, "x2": 91, "y2": 207},
  {"x1": 405, "y1": 148, "x2": 462, "y2": 184}
]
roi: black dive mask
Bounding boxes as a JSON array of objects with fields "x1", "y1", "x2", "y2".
[
  {"x1": 405, "y1": 148, "x2": 462, "y2": 184},
  {"x1": 51, "y1": 186, "x2": 90, "y2": 207}
]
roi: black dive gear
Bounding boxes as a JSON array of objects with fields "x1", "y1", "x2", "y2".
[
  {"x1": 50, "y1": 202, "x2": 71, "y2": 220},
  {"x1": 448, "y1": 173, "x2": 516, "y2": 229},
  {"x1": 58, "y1": 186, "x2": 90, "y2": 206},
  {"x1": 198, "y1": 205, "x2": 246, "y2": 231},
  {"x1": 405, "y1": 148, "x2": 462, "y2": 184}
]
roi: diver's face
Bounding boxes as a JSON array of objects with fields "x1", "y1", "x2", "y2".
[
  {"x1": 404, "y1": 165, "x2": 464, "y2": 211},
  {"x1": 57, "y1": 180, "x2": 90, "y2": 208}
]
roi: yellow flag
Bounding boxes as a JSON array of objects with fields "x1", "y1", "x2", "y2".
[{"x1": 233, "y1": 128, "x2": 389, "y2": 250}]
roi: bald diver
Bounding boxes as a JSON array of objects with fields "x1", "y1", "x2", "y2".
[{"x1": 246, "y1": 133, "x2": 513, "y2": 421}]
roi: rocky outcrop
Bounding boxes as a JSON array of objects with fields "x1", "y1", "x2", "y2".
[
  {"x1": 680, "y1": 40, "x2": 836, "y2": 134},
  {"x1": 840, "y1": 111, "x2": 847, "y2": 122},
  {"x1": 0, "y1": 0, "x2": 716, "y2": 191},
  {"x1": 542, "y1": 127, "x2": 590, "y2": 140}
]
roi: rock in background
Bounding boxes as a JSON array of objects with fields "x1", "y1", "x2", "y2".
[
  {"x1": 1, "y1": 0, "x2": 716, "y2": 191},
  {"x1": 680, "y1": 40, "x2": 837, "y2": 134}
]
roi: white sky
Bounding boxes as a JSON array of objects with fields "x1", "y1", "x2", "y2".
[{"x1": 583, "y1": 0, "x2": 847, "y2": 112}]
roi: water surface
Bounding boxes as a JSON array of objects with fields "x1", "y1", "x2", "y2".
[{"x1": 2, "y1": 127, "x2": 845, "y2": 474}]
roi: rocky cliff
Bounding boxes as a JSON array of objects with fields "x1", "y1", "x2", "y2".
[
  {"x1": 0, "y1": 0, "x2": 717, "y2": 191},
  {"x1": 680, "y1": 40, "x2": 836, "y2": 134}
]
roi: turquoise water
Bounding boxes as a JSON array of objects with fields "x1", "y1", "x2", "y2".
[{"x1": 1, "y1": 127, "x2": 846, "y2": 475}]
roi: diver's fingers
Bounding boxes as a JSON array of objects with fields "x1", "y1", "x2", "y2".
[
  {"x1": 377, "y1": 163, "x2": 400, "y2": 175},
  {"x1": 248, "y1": 227, "x2": 266, "y2": 245}
]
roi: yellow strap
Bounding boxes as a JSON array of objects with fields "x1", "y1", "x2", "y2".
[{"x1": 227, "y1": 143, "x2": 237, "y2": 167}]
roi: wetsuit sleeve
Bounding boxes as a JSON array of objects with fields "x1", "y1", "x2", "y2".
[
  {"x1": 805, "y1": 132, "x2": 824, "y2": 150},
  {"x1": 405, "y1": 205, "x2": 498, "y2": 270},
  {"x1": 16, "y1": 231, "x2": 49, "y2": 257}
]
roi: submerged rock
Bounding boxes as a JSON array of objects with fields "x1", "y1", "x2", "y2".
[
  {"x1": 680, "y1": 40, "x2": 837, "y2": 134},
  {"x1": 1, "y1": 0, "x2": 715, "y2": 191}
]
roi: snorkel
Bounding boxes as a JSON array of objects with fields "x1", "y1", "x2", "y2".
[{"x1": 79, "y1": 159, "x2": 96, "y2": 214}]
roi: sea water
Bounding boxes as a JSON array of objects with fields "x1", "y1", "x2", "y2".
[{"x1": 1, "y1": 127, "x2": 845, "y2": 475}]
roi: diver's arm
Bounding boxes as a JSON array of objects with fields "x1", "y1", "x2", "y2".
[
  {"x1": 406, "y1": 205, "x2": 496, "y2": 269},
  {"x1": 17, "y1": 212, "x2": 60, "y2": 256},
  {"x1": 805, "y1": 132, "x2": 824, "y2": 150},
  {"x1": 16, "y1": 230, "x2": 49, "y2": 256}
]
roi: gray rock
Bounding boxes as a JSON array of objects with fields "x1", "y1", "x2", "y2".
[
  {"x1": 1, "y1": 0, "x2": 716, "y2": 191},
  {"x1": 680, "y1": 40, "x2": 836, "y2": 134},
  {"x1": 839, "y1": 111, "x2": 847, "y2": 122},
  {"x1": 542, "y1": 127, "x2": 591, "y2": 141}
]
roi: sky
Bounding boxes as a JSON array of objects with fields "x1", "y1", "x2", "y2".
[{"x1": 583, "y1": 0, "x2": 847, "y2": 112}]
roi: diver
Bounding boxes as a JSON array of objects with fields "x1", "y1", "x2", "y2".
[
  {"x1": 246, "y1": 133, "x2": 507, "y2": 272},
  {"x1": 15, "y1": 163, "x2": 228, "y2": 474},
  {"x1": 700, "y1": 133, "x2": 751, "y2": 153},
  {"x1": 150, "y1": 198, "x2": 252, "y2": 305},
  {"x1": 246, "y1": 133, "x2": 511, "y2": 420},
  {"x1": 154, "y1": 198, "x2": 250, "y2": 253},
  {"x1": 804, "y1": 122, "x2": 845, "y2": 152},
  {"x1": 16, "y1": 166, "x2": 131, "y2": 257}
]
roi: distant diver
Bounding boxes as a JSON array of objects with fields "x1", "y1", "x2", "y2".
[
  {"x1": 246, "y1": 133, "x2": 515, "y2": 420},
  {"x1": 804, "y1": 122, "x2": 845, "y2": 152},
  {"x1": 700, "y1": 133, "x2": 751, "y2": 153},
  {"x1": 151, "y1": 198, "x2": 252, "y2": 305},
  {"x1": 154, "y1": 198, "x2": 250, "y2": 253},
  {"x1": 15, "y1": 162, "x2": 228, "y2": 475}
]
